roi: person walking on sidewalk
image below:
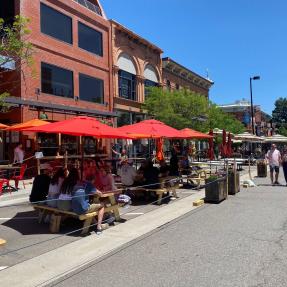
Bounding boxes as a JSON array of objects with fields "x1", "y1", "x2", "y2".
[
  {"x1": 266, "y1": 144, "x2": 281, "y2": 185},
  {"x1": 281, "y1": 145, "x2": 287, "y2": 185}
]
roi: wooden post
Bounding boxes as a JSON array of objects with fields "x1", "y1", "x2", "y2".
[
  {"x1": 64, "y1": 150, "x2": 68, "y2": 169},
  {"x1": 226, "y1": 160, "x2": 229, "y2": 199},
  {"x1": 248, "y1": 157, "x2": 252, "y2": 180},
  {"x1": 37, "y1": 158, "x2": 40, "y2": 175}
]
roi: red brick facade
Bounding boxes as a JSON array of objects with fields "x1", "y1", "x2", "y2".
[
  {"x1": 0, "y1": 0, "x2": 113, "y2": 124},
  {"x1": 110, "y1": 20, "x2": 163, "y2": 126},
  {"x1": 0, "y1": 0, "x2": 113, "y2": 160}
]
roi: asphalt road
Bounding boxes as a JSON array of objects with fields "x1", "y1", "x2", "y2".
[
  {"x1": 51, "y1": 174, "x2": 287, "y2": 287},
  {"x1": 0, "y1": 179, "x2": 200, "y2": 267}
]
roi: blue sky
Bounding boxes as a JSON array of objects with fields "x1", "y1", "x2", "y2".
[{"x1": 102, "y1": 0, "x2": 287, "y2": 115}]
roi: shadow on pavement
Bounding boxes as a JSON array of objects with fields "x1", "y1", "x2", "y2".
[{"x1": 2, "y1": 210, "x2": 83, "y2": 236}]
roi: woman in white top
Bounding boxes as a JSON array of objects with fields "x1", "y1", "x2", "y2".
[
  {"x1": 47, "y1": 168, "x2": 66, "y2": 207},
  {"x1": 57, "y1": 168, "x2": 79, "y2": 211},
  {"x1": 14, "y1": 143, "x2": 24, "y2": 164}
]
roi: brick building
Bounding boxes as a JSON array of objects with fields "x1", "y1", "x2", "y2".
[
  {"x1": 0, "y1": 0, "x2": 114, "y2": 159},
  {"x1": 219, "y1": 99, "x2": 271, "y2": 136},
  {"x1": 162, "y1": 57, "x2": 213, "y2": 98},
  {"x1": 110, "y1": 20, "x2": 163, "y2": 127}
]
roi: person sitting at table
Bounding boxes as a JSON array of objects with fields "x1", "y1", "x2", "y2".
[
  {"x1": 117, "y1": 159, "x2": 137, "y2": 187},
  {"x1": 97, "y1": 165, "x2": 117, "y2": 192},
  {"x1": 112, "y1": 148, "x2": 128, "y2": 164},
  {"x1": 29, "y1": 163, "x2": 53, "y2": 203},
  {"x1": 170, "y1": 152, "x2": 179, "y2": 176},
  {"x1": 179, "y1": 155, "x2": 191, "y2": 175},
  {"x1": 57, "y1": 168, "x2": 79, "y2": 211},
  {"x1": 71, "y1": 174, "x2": 105, "y2": 235},
  {"x1": 13, "y1": 143, "x2": 24, "y2": 164},
  {"x1": 159, "y1": 160, "x2": 171, "y2": 177},
  {"x1": 142, "y1": 159, "x2": 160, "y2": 189},
  {"x1": 47, "y1": 168, "x2": 66, "y2": 208}
]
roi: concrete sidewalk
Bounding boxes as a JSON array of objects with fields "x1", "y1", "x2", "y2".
[{"x1": 0, "y1": 189, "x2": 205, "y2": 287}]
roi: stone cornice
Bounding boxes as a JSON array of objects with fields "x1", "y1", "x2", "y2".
[{"x1": 162, "y1": 57, "x2": 214, "y2": 89}]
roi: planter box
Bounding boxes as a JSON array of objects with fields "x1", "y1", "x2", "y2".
[
  {"x1": 257, "y1": 163, "x2": 267, "y2": 177},
  {"x1": 228, "y1": 172, "x2": 240, "y2": 195},
  {"x1": 205, "y1": 177, "x2": 227, "y2": 203}
]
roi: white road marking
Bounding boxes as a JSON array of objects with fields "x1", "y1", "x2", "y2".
[
  {"x1": 0, "y1": 266, "x2": 9, "y2": 271},
  {"x1": 123, "y1": 212, "x2": 145, "y2": 216}
]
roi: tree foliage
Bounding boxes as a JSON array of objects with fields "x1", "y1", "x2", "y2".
[
  {"x1": 0, "y1": 16, "x2": 34, "y2": 108},
  {"x1": 272, "y1": 97, "x2": 287, "y2": 136},
  {"x1": 144, "y1": 87, "x2": 245, "y2": 134}
]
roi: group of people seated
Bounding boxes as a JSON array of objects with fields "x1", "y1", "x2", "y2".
[
  {"x1": 29, "y1": 154, "x2": 193, "y2": 233},
  {"x1": 29, "y1": 162, "x2": 117, "y2": 234}
]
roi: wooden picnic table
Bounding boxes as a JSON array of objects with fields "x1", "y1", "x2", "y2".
[{"x1": 34, "y1": 191, "x2": 122, "y2": 234}]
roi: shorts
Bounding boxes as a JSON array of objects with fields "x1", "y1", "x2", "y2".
[
  {"x1": 270, "y1": 165, "x2": 279, "y2": 173},
  {"x1": 87, "y1": 203, "x2": 102, "y2": 213}
]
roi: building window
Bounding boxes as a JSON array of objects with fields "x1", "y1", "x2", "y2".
[
  {"x1": 166, "y1": 80, "x2": 171, "y2": 90},
  {"x1": 144, "y1": 79, "x2": 158, "y2": 96},
  {"x1": 40, "y1": 3, "x2": 72, "y2": 44},
  {"x1": 79, "y1": 73, "x2": 104, "y2": 104},
  {"x1": 0, "y1": 0, "x2": 15, "y2": 28},
  {"x1": 41, "y1": 62, "x2": 74, "y2": 98},
  {"x1": 118, "y1": 70, "x2": 137, "y2": 101},
  {"x1": 78, "y1": 22, "x2": 103, "y2": 56},
  {"x1": 74, "y1": 0, "x2": 102, "y2": 16}
]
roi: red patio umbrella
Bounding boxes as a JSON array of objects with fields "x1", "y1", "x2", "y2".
[
  {"x1": 24, "y1": 116, "x2": 131, "y2": 138},
  {"x1": 117, "y1": 119, "x2": 184, "y2": 139},
  {"x1": 227, "y1": 132, "x2": 232, "y2": 157},
  {"x1": 179, "y1": 128, "x2": 213, "y2": 139},
  {"x1": 6, "y1": 119, "x2": 49, "y2": 131},
  {"x1": 220, "y1": 129, "x2": 227, "y2": 157},
  {"x1": 207, "y1": 130, "x2": 215, "y2": 160},
  {"x1": 156, "y1": 138, "x2": 164, "y2": 162}
]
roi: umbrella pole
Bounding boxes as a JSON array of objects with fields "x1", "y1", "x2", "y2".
[{"x1": 80, "y1": 136, "x2": 84, "y2": 180}]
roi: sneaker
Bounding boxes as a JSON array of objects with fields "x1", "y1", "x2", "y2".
[
  {"x1": 274, "y1": 181, "x2": 280, "y2": 185},
  {"x1": 96, "y1": 228, "x2": 102, "y2": 235}
]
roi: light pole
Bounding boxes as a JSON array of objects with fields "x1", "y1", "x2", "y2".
[{"x1": 249, "y1": 76, "x2": 260, "y2": 134}]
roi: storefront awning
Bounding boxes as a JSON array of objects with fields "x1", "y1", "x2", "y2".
[{"x1": 5, "y1": 97, "x2": 117, "y2": 118}]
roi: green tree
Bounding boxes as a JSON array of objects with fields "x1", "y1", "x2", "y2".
[
  {"x1": 144, "y1": 87, "x2": 245, "y2": 134},
  {"x1": 272, "y1": 97, "x2": 287, "y2": 136},
  {"x1": 0, "y1": 16, "x2": 34, "y2": 110}
]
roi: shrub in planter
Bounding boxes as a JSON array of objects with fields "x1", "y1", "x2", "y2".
[
  {"x1": 228, "y1": 170, "x2": 240, "y2": 195},
  {"x1": 257, "y1": 160, "x2": 267, "y2": 177},
  {"x1": 205, "y1": 175, "x2": 227, "y2": 203}
]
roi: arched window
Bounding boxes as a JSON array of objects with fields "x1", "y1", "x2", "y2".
[
  {"x1": 117, "y1": 54, "x2": 137, "y2": 101},
  {"x1": 144, "y1": 64, "x2": 159, "y2": 96}
]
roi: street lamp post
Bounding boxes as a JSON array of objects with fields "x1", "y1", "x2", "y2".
[{"x1": 249, "y1": 76, "x2": 260, "y2": 134}]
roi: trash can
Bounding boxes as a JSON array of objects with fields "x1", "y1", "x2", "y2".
[{"x1": 257, "y1": 160, "x2": 267, "y2": 177}]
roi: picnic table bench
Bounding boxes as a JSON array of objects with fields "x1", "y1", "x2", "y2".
[
  {"x1": 33, "y1": 192, "x2": 121, "y2": 234},
  {"x1": 143, "y1": 176, "x2": 180, "y2": 205}
]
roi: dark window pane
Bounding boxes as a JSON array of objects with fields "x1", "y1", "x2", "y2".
[
  {"x1": 41, "y1": 3, "x2": 72, "y2": 44},
  {"x1": 118, "y1": 70, "x2": 137, "y2": 101},
  {"x1": 41, "y1": 63, "x2": 74, "y2": 98},
  {"x1": 144, "y1": 79, "x2": 158, "y2": 97},
  {"x1": 78, "y1": 22, "x2": 103, "y2": 56},
  {"x1": 79, "y1": 73, "x2": 104, "y2": 104},
  {"x1": 0, "y1": 0, "x2": 15, "y2": 27}
]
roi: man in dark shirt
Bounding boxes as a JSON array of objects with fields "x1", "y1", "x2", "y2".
[
  {"x1": 143, "y1": 159, "x2": 160, "y2": 189},
  {"x1": 29, "y1": 163, "x2": 52, "y2": 203}
]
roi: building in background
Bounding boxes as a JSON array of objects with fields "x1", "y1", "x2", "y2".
[
  {"x1": 162, "y1": 57, "x2": 213, "y2": 98},
  {"x1": 219, "y1": 99, "x2": 272, "y2": 136},
  {"x1": 0, "y1": 0, "x2": 114, "y2": 159},
  {"x1": 110, "y1": 20, "x2": 163, "y2": 127}
]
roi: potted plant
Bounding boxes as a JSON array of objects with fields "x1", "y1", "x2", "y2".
[
  {"x1": 228, "y1": 169, "x2": 240, "y2": 195},
  {"x1": 257, "y1": 160, "x2": 267, "y2": 177},
  {"x1": 205, "y1": 174, "x2": 227, "y2": 203}
]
